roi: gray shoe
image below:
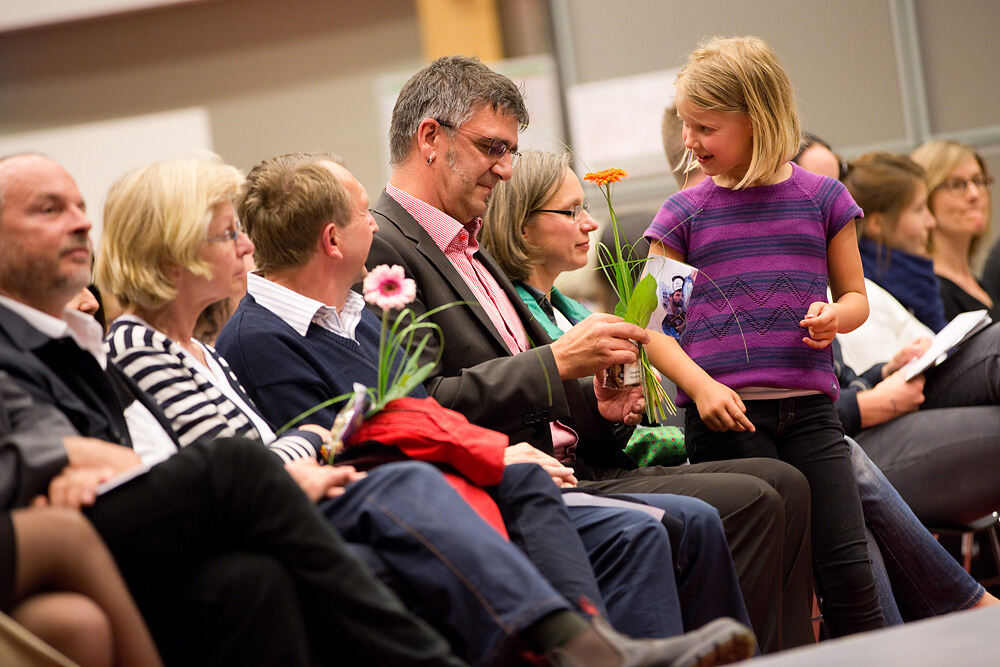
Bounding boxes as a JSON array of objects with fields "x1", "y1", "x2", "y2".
[{"x1": 547, "y1": 616, "x2": 756, "y2": 667}]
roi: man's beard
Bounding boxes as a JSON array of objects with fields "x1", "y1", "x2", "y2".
[{"x1": 0, "y1": 244, "x2": 90, "y2": 307}]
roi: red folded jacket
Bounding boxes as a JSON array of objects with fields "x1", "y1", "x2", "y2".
[{"x1": 348, "y1": 397, "x2": 509, "y2": 538}]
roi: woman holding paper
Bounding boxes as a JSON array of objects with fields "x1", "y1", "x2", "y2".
[{"x1": 835, "y1": 151, "x2": 1000, "y2": 526}]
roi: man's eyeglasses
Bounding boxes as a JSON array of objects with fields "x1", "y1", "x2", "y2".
[
  {"x1": 536, "y1": 203, "x2": 592, "y2": 221},
  {"x1": 207, "y1": 221, "x2": 243, "y2": 244},
  {"x1": 938, "y1": 175, "x2": 994, "y2": 195},
  {"x1": 435, "y1": 119, "x2": 520, "y2": 165}
]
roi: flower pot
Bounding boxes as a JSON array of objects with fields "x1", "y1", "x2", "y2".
[{"x1": 602, "y1": 342, "x2": 642, "y2": 389}]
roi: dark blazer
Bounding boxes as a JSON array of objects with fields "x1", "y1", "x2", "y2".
[
  {"x1": 368, "y1": 190, "x2": 634, "y2": 471},
  {"x1": 0, "y1": 370, "x2": 76, "y2": 509},
  {"x1": 0, "y1": 303, "x2": 180, "y2": 453}
]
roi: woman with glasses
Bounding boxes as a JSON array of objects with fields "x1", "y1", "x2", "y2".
[
  {"x1": 480, "y1": 151, "x2": 692, "y2": 470},
  {"x1": 911, "y1": 140, "x2": 996, "y2": 321},
  {"x1": 94, "y1": 155, "x2": 336, "y2": 465}
]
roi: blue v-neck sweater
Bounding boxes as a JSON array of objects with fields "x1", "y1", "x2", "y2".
[{"x1": 216, "y1": 295, "x2": 427, "y2": 431}]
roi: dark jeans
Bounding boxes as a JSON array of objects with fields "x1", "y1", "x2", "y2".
[
  {"x1": 924, "y1": 320, "x2": 1000, "y2": 409},
  {"x1": 686, "y1": 394, "x2": 884, "y2": 637},
  {"x1": 319, "y1": 461, "x2": 574, "y2": 665},
  {"x1": 848, "y1": 437, "x2": 985, "y2": 622},
  {"x1": 490, "y1": 464, "x2": 684, "y2": 638},
  {"x1": 576, "y1": 457, "x2": 813, "y2": 653},
  {"x1": 86, "y1": 438, "x2": 464, "y2": 667}
]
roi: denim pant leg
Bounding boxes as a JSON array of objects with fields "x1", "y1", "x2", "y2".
[
  {"x1": 625, "y1": 493, "x2": 754, "y2": 634},
  {"x1": 865, "y1": 525, "x2": 903, "y2": 625},
  {"x1": 566, "y1": 502, "x2": 684, "y2": 638},
  {"x1": 848, "y1": 437, "x2": 985, "y2": 619},
  {"x1": 319, "y1": 460, "x2": 568, "y2": 666},
  {"x1": 489, "y1": 463, "x2": 608, "y2": 619}
]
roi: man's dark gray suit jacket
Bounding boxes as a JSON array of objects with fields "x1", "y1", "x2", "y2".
[
  {"x1": 368, "y1": 190, "x2": 635, "y2": 474},
  {"x1": 0, "y1": 303, "x2": 180, "y2": 508}
]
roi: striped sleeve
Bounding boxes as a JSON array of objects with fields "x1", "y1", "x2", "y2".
[
  {"x1": 267, "y1": 429, "x2": 324, "y2": 463},
  {"x1": 107, "y1": 323, "x2": 256, "y2": 448}
]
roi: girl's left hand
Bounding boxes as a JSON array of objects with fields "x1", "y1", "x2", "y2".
[{"x1": 800, "y1": 302, "x2": 838, "y2": 349}]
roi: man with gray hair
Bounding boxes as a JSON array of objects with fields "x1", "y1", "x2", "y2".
[{"x1": 366, "y1": 55, "x2": 816, "y2": 653}]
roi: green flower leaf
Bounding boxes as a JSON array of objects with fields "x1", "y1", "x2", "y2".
[{"x1": 624, "y1": 274, "x2": 658, "y2": 328}]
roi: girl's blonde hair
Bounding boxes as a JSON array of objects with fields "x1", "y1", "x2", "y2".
[{"x1": 675, "y1": 35, "x2": 801, "y2": 189}]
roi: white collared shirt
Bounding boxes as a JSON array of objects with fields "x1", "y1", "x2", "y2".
[
  {"x1": 0, "y1": 294, "x2": 177, "y2": 466},
  {"x1": 0, "y1": 294, "x2": 107, "y2": 367},
  {"x1": 247, "y1": 272, "x2": 365, "y2": 341}
]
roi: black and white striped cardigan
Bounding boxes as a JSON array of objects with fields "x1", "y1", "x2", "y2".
[{"x1": 106, "y1": 318, "x2": 321, "y2": 463}]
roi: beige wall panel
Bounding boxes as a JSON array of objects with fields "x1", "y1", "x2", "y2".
[
  {"x1": 0, "y1": 0, "x2": 421, "y2": 194},
  {"x1": 563, "y1": 0, "x2": 905, "y2": 148},
  {"x1": 913, "y1": 0, "x2": 1000, "y2": 134}
]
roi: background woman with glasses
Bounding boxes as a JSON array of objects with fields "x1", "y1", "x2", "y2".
[{"x1": 911, "y1": 140, "x2": 996, "y2": 320}]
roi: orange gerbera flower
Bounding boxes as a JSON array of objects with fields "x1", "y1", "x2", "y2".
[{"x1": 584, "y1": 168, "x2": 628, "y2": 187}]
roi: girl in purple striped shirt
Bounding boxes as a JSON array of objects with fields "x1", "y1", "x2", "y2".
[{"x1": 644, "y1": 35, "x2": 883, "y2": 637}]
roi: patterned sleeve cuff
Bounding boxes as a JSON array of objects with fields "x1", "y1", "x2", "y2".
[{"x1": 266, "y1": 429, "x2": 324, "y2": 464}]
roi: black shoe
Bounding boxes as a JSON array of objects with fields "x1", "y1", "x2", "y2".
[{"x1": 547, "y1": 616, "x2": 756, "y2": 667}]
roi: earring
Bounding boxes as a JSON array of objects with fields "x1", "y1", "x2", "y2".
[{"x1": 426, "y1": 155, "x2": 435, "y2": 166}]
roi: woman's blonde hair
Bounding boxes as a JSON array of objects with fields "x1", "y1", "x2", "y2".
[
  {"x1": 95, "y1": 155, "x2": 243, "y2": 310},
  {"x1": 910, "y1": 140, "x2": 992, "y2": 259},
  {"x1": 481, "y1": 150, "x2": 571, "y2": 282},
  {"x1": 675, "y1": 35, "x2": 801, "y2": 189},
  {"x1": 842, "y1": 152, "x2": 926, "y2": 244}
]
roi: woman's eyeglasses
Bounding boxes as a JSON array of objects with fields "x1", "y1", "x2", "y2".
[
  {"x1": 207, "y1": 221, "x2": 244, "y2": 244},
  {"x1": 536, "y1": 203, "x2": 592, "y2": 221},
  {"x1": 938, "y1": 175, "x2": 994, "y2": 195}
]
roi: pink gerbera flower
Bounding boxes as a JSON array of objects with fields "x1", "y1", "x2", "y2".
[{"x1": 363, "y1": 264, "x2": 416, "y2": 310}]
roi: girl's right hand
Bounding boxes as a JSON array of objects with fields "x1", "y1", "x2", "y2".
[{"x1": 692, "y1": 379, "x2": 755, "y2": 432}]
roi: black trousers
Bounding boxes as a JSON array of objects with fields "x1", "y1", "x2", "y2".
[
  {"x1": 687, "y1": 395, "x2": 884, "y2": 638},
  {"x1": 85, "y1": 438, "x2": 464, "y2": 667},
  {"x1": 577, "y1": 456, "x2": 814, "y2": 653}
]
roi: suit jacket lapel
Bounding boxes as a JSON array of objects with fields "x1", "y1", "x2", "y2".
[{"x1": 373, "y1": 190, "x2": 513, "y2": 353}]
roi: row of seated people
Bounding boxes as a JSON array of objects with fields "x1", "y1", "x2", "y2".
[
  {"x1": 0, "y1": 50, "x2": 995, "y2": 665},
  {"x1": 0, "y1": 54, "x2": 772, "y2": 667}
]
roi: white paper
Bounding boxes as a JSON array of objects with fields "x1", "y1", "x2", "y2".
[
  {"x1": 639, "y1": 256, "x2": 698, "y2": 339},
  {"x1": 96, "y1": 464, "x2": 151, "y2": 496},
  {"x1": 901, "y1": 310, "x2": 991, "y2": 380},
  {"x1": 561, "y1": 491, "x2": 665, "y2": 521}
]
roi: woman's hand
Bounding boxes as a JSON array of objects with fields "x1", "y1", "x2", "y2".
[
  {"x1": 882, "y1": 337, "x2": 933, "y2": 378},
  {"x1": 800, "y1": 301, "x2": 839, "y2": 348},
  {"x1": 504, "y1": 442, "x2": 578, "y2": 488},
  {"x1": 691, "y1": 378, "x2": 754, "y2": 432},
  {"x1": 858, "y1": 371, "x2": 925, "y2": 428}
]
